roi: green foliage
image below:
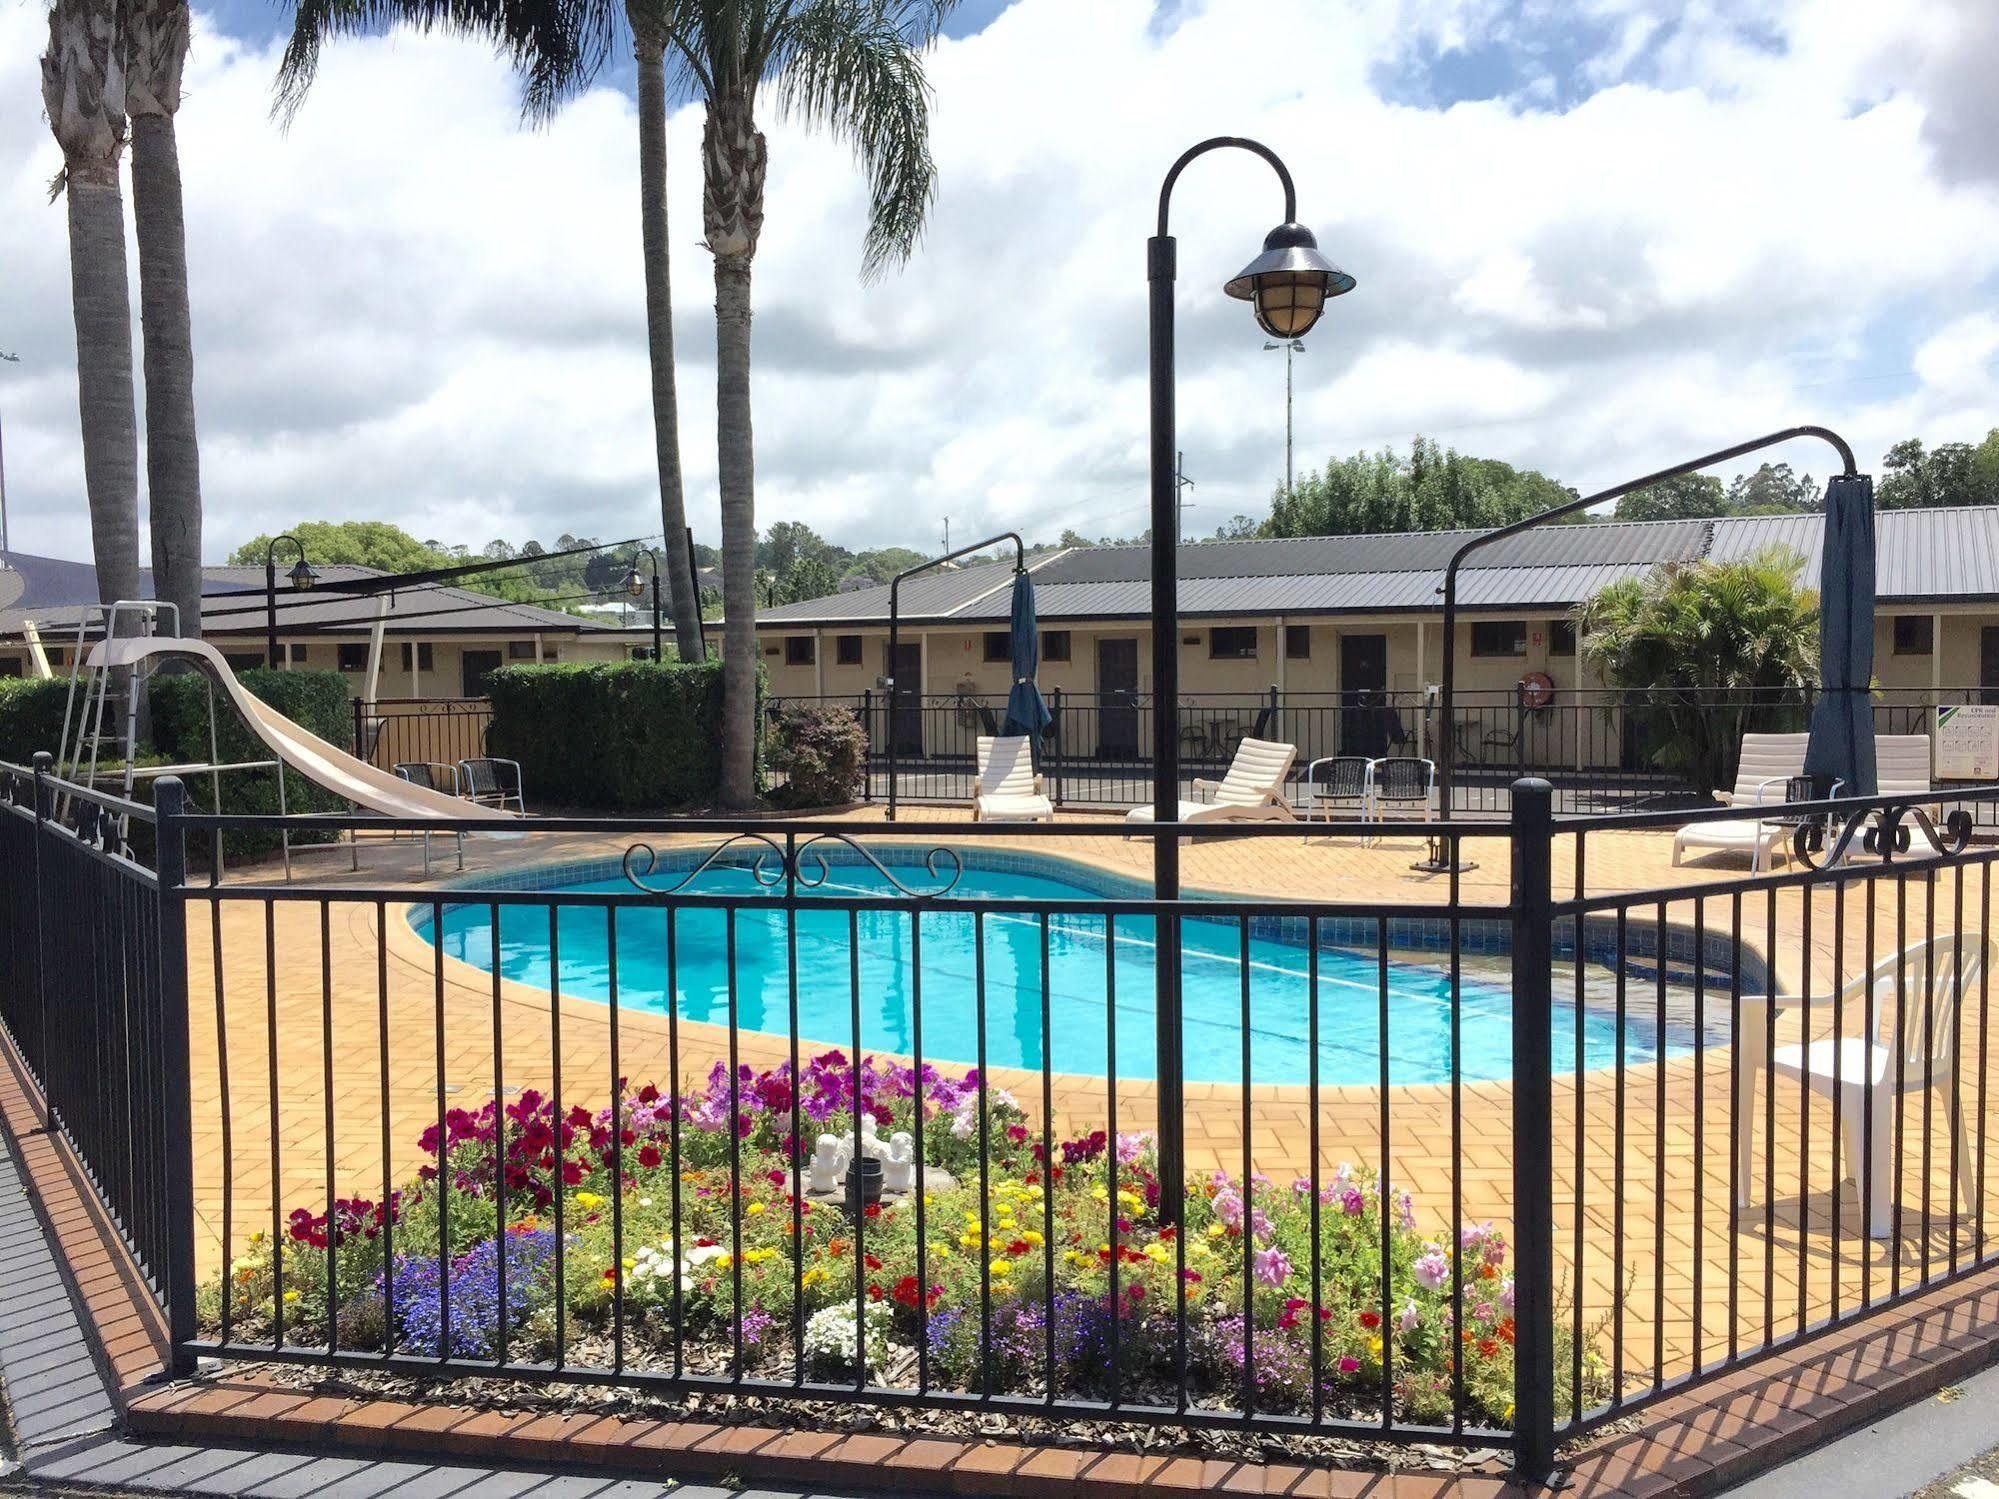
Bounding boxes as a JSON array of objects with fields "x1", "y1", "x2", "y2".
[
  {"x1": 1577, "y1": 549, "x2": 1819, "y2": 795},
  {"x1": 0, "y1": 678, "x2": 74, "y2": 765},
  {"x1": 1726, "y1": 462, "x2": 1819, "y2": 514},
  {"x1": 227, "y1": 520, "x2": 441, "y2": 573},
  {"x1": 765, "y1": 702, "x2": 866, "y2": 807},
  {"x1": 1263, "y1": 437, "x2": 1578, "y2": 538},
  {"x1": 485, "y1": 660, "x2": 734, "y2": 810},
  {"x1": 148, "y1": 669, "x2": 353, "y2": 857},
  {"x1": 1879, "y1": 430, "x2": 1999, "y2": 509},
  {"x1": 1613, "y1": 472, "x2": 1727, "y2": 522},
  {"x1": 772, "y1": 556, "x2": 842, "y2": 605}
]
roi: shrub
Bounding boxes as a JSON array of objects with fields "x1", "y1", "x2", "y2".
[
  {"x1": 0, "y1": 677, "x2": 73, "y2": 765},
  {"x1": 1577, "y1": 548, "x2": 1819, "y2": 796},
  {"x1": 484, "y1": 659, "x2": 734, "y2": 810},
  {"x1": 148, "y1": 669, "x2": 352, "y2": 858},
  {"x1": 765, "y1": 702, "x2": 866, "y2": 808}
]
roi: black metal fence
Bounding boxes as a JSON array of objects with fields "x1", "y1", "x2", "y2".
[
  {"x1": 351, "y1": 697, "x2": 496, "y2": 775},
  {"x1": 769, "y1": 685, "x2": 1997, "y2": 817},
  {"x1": 4, "y1": 761, "x2": 1999, "y2": 1481}
]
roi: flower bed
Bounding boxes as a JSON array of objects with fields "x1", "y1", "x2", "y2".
[{"x1": 209, "y1": 1053, "x2": 1603, "y2": 1428}]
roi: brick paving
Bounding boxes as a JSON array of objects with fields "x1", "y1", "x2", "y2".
[{"x1": 176, "y1": 811, "x2": 1999, "y2": 1416}]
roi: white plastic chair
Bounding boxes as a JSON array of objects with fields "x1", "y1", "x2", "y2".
[
  {"x1": 1735, "y1": 934, "x2": 1993, "y2": 1238},
  {"x1": 1673, "y1": 732, "x2": 1811, "y2": 872},
  {"x1": 971, "y1": 736, "x2": 1053, "y2": 822},
  {"x1": 1122, "y1": 737, "x2": 1298, "y2": 828}
]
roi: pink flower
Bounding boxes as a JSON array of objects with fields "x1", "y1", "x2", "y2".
[
  {"x1": 1413, "y1": 1249, "x2": 1449, "y2": 1291},
  {"x1": 1498, "y1": 1276, "x2": 1516, "y2": 1317},
  {"x1": 1340, "y1": 1187, "x2": 1365, "y2": 1217},
  {"x1": 1212, "y1": 1188, "x2": 1245, "y2": 1232},
  {"x1": 1252, "y1": 1246, "x2": 1291, "y2": 1288},
  {"x1": 1337, "y1": 1355, "x2": 1361, "y2": 1374},
  {"x1": 1398, "y1": 1299, "x2": 1420, "y2": 1335}
]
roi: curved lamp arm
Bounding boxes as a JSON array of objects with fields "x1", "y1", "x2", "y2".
[{"x1": 1157, "y1": 136, "x2": 1297, "y2": 235}]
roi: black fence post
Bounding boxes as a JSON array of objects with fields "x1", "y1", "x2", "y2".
[
  {"x1": 352, "y1": 695, "x2": 365, "y2": 759},
  {"x1": 1050, "y1": 687, "x2": 1065, "y2": 807},
  {"x1": 30, "y1": 752, "x2": 51, "y2": 1099},
  {"x1": 860, "y1": 689, "x2": 874, "y2": 803},
  {"x1": 152, "y1": 776, "x2": 200, "y2": 1378},
  {"x1": 1508, "y1": 776, "x2": 1557, "y2": 1482}
]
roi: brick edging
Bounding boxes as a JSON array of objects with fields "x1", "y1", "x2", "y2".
[{"x1": 9, "y1": 1016, "x2": 1999, "y2": 1499}]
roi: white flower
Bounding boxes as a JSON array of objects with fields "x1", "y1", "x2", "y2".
[{"x1": 801, "y1": 1303, "x2": 897, "y2": 1373}]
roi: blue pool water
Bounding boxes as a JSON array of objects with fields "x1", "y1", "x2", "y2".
[{"x1": 415, "y1": 856, "x2": 1712, "y2": 1086}]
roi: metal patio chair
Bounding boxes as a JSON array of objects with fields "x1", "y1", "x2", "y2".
[{"x1": 458, "y1": 757, "x2": 527, "y2": 813}]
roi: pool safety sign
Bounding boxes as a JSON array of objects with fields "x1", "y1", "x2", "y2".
[{"x1": 1935, "y1": 704, "x2": 1999, "y2": 781}]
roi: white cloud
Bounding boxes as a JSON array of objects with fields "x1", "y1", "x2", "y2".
[{"x1": 2, "y1": 0, "x2": 1997, "y2": 568}]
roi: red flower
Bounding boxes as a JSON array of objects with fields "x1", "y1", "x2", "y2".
[
  {"x1": 637, "y1": 1144, "x2": 663, "y2": 1169},
  {"x1": 1477, "y1": 1337, "x2": 1501, "y2": 1358},
  {"x1": 864, "y1": 1252, "x2": 884, "y2": 1271},
  {"x1": 1358, "y1": 1311, "x2": 1382, "y2": 1331}
]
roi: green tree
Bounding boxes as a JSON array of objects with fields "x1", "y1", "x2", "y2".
[
  {"x1": 1264, "y1": 437, "x2": 1576, "y2": 538},
  {"x1": 672, "y1": 0, "x2": 954, "y2": 808},
  {"x1": 1725, "y1": 462, "x2": 1817, "y2": 514},
  {"x1": 775, "y1": 554, "x2": 841, "y2": 604},
  {"x1": 276, "y1": 0, "x2": 708, "y2": 660},
  {"x1": 1577, "y1": 548, "x2": 1819, "y2": 795},
  {"x1": 230, "y1": 520, "x2": 441, "y2": 573},
  {"x1": 1879, "y1": 432, "x2": 1999, "y2": 509},
  {"x1": 1614, "y1": 472, "x2": 1726, "y2": 522}
]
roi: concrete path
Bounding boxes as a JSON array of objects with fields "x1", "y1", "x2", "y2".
[{"x1": 0, "y1": 1126, "x2": 904, "y2": 1499}]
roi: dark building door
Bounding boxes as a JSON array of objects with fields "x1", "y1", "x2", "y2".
[
  {"x1": 1339, "y1": 633, "x2": 1390, "y2": 755},
  {"x1": 461, "y1": 650, "x2": 503, "y2": 698},
  {"x1": 884, "y1": 642, "x2": 924, "y2": 755},
  {"x1": 1983, "y1": 629, "x2": 1999, "y2": 706},
  {"x1": 1096, "y1": 638, "x2": 1140, "y2": 758}
]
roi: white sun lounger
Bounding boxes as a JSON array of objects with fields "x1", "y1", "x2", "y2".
[
  {"x1": 971, "y1": 735, "x2": 1054, "y2": 822},
  {"x1": 1672, "y1": 731, "x2": 1810, "y2": 872},
  {"x1": 1123, "y1": 737, "x2": 1298, "y2": 828}
]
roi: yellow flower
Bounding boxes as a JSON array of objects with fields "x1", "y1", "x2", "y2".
[
  {"x1": 574, "y1": 1191, "x2": 604, "y2": 1211},
  {"x1": 1022, "y1": 1230, "x2": 1044, "y2": 1247},
  {"x1": 746, "y1": 1202, "x2": 765, "y2": 1216},
  {"x1": 959, "y1": 1231, "x2": 983, "y2": 1250},
  {"x1": 1205, "y1": 1223, "x2": 1225, "y2": 1238},
  {"x1": 1142, "y1": 1242, "x2": 1170, "y2": 1264},
  {"x1": 1368, "y1": 1335, "x2": 1383, "y2": 1357},
  {"x1": 715, "y1": 1252, "x2": 734, "y2": 1270},
  {"x1": 622, "y1": 1258, "x2": 636, "y2": 1271},
  {"x1": 1190, "y1": 1242, "x2": 1212, "y2": 1260},
  {"x1": 801, "y1": 1267, "x2": 825, "y2": 1289},
  {"x1": 1090, "y1": 1185, "x2": 1109, "y2": 1202},
  {"x1": 282, "y1": 1289, "x2": 300, "y2": 1304},
  {"x1": 1117, "y1": 1189, "x2": 1141, "y2": 1208},
  {"x1": 989, "y1": 1259, "x2": 1013, "y2": 1276},
  {"x1": 929, "y1": 1242, "x2": 952, "y2": 1259}
]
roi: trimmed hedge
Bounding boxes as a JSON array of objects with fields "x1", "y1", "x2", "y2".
[
  {"x1": 149, "y1": 669, "x2": 353, "y2": 856},
  {"x1": 766, "y1": 702, "x2": 866, "y2": 808},
  {"x1": 484, "y1": 659, "x2": 733, "y2": 810},
  {"x1": 0, "y1": 677, "x2": 74, "y2": 765}
]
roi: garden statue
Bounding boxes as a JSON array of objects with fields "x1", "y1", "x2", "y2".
[
  {"x1": 882, "y1": 1131, "x2": 916, "y2": 1192},
  {"x1": 807, "y1": 1135, "x2": 850, "y2": 1194}
]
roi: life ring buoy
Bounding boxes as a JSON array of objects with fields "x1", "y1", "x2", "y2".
[{"x1": 1518, "y1": 671, "x2": 1555, "y2": 711}]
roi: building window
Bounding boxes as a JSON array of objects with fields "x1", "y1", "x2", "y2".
[
  {"x1": 1470, "y1": 621, "x2": 1527, "y2": 657},
  {"x1": 1893, "y1": 616, "x2": 1934, "y2": 656},
  {"x1": 399, "y1": 642, "x2": 435, "y2": 671},
  {"x1": 224, "y1": 652, "x2": 263, "y2": 673},
  {"x1": 0, "y1": 658, "x2": 21, "y2": 679},
  {"x1": 785, "y1": 636, "x2": 816, "y2": 666},
  {"x1": 983, "y1": 632, "x2": 1010, "y2": 663},
  {"x1": 286, "y1": 643, "x2": 309, "y2": 665},
  {"x1": 1209, "y1": 626, "x2": 1258, "y2": 660},
  {"x1": 1548, "y1": 619, "x2": 1577, "y2": 657},
  {"x1": 1284, "y1": 625, "x2": 1311, "y2": 660},
  {"x1": 336, "y1": 643, "x2": 368, "y2": 672},
  {"x1": 1042, "y1": 630, "x2": 1071, "y2": 663},
  {"x1": 836, "y1": 634, "x2": 863, "y2": 666},
  {"x1": 508, "y1": 640, "x2": 536, "y2": 660}
]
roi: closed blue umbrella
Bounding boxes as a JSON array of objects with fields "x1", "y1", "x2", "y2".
[
  {"x1": 1001, "y1": 569, "x2": 1053, "y2": 746},
  {"x1": 1804, "y1": 474, "x2": 1878, "y2": 797}
]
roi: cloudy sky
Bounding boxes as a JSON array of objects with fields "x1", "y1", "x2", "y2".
[{"x1": 3, "y1": 0, "x2": 1997, "y2": 565}]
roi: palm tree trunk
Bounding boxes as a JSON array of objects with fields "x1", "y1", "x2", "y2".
[
  {"x1": 714, "y1": 249, "x2": 758, "y2": 807},
  {"x1": 705, "y1": 87, "x2": 766, "y2": 810},
  {"x1": 130, "y1": 110, "x2": 203, "y2": 639},
  {"x1": 629, "y1": 10, "x2": 703, "y2": 661}
]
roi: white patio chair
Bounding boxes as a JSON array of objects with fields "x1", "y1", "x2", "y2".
[
  {"x1": 1837, "y1": 735, "x2": 1944, "y2": 860},
  {"x1": 1123, "y1": 737, "x2": 1298, "y2": 829},
  {"x1": 971, "y1": 735, "x2": 1054, "y2": 822},
  {"x1": 1672, "y1": 732, "x2": 1811, "y2": 872},
  {"x1": 1735, "y1": 934, "x2": 1994, "y2": 1237}
]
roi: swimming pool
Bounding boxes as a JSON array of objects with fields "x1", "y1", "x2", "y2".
[{"x1": 414, "y1": 852, "x2": 1720, "y2": 1086}]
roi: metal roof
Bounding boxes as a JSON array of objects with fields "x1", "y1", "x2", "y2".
[
  {"x1": 754, "y1": 506, "x2": 1999, "y2": 627},
  {"x1": 0, "y1": 551, "x2": 611, "y2": 640}
]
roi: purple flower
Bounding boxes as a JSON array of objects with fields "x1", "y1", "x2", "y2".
[
  {"x1": 1340, "y1": 1187, "x2": 1365, "y2": 1217},
  {"x1": 1252, "y1": 1246, "x2": 1291, "y2": 1288},
  {"x1": 1413, "y1": 1249, "x2": 1449, "y2": 1292}
]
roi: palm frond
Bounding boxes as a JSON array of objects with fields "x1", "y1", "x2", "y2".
[
  {"x1": 273, "y1": 0, "x2": 625, "y2": 126},
  {"x1": 768, "y1": 0, "x2": 952, "y2": 279}
]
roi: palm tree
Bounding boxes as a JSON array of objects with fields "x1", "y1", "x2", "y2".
[
  {"x1": 127, "y1": 0, "x2": 204, "y2": 638},
  {"x1": 667, "y1": 0, "x2": 951, "y2": 806},
  {"x1": 276, "y1": 0, "x2": 709, "y2": 660},
  {"x1": 42, "y1": 0, "x2": 143, "y2": 612}
]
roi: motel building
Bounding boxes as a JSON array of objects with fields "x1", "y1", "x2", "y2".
[{"x1": 748, "y1": 507, "x2": 1999, "y2": 775}]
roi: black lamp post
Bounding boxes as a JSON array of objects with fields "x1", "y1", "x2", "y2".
[
  {"x1": 625, "y1": 548, "x2": 662, "y2": 661},
  {"x1": 1147, "y1": 138, "x2": 1352, "y2": 1219},
  {"x1": 264, "y1": 534, "x2": 318, "y2": 668}
]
